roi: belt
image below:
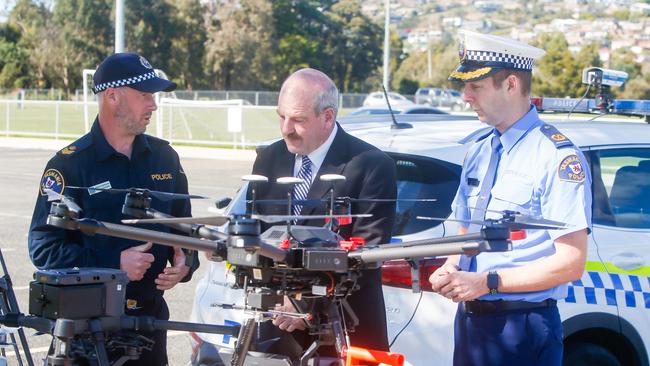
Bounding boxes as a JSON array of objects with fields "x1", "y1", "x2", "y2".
[{"x1": 463, "y1": 299, "x2": 557, "y2": 315}]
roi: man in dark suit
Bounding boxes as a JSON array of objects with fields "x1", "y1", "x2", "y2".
[{"x1": 251, "y1": 68, "x2": 396, "y2": 353}]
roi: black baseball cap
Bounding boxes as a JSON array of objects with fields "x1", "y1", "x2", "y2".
[{"x1": 92, "y1": 52, "x2": 176, "y2": 94}]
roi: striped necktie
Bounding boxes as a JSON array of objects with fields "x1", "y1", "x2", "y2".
[{"x1": 292, "y1": 155, "x2": 313, "y2": 216}]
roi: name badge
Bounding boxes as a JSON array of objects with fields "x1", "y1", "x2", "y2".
[{"x1": 88, "y1": 181, "x2": 112, "y2": 195}]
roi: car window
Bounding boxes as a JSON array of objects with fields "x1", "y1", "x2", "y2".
[
  {"x1": 389, "y1": 153, "x2": 461, "y2": 236},
  {"x1": 590, "y1": 148, "x2": 650, "y2": 229},
  {"x1": 449, "y1": 90, "x2": 462, "y2": 97}
]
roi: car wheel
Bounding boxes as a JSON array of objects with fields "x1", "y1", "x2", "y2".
[{"x1": 563, "y1": 342, "x2": 621, "y2": 366}]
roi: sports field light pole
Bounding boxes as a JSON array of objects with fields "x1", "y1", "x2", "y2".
[
  {"x1": 115, "y1": 0, "x2": 125, "y2": 53},
  {"x1": 382, "y1": 0, "x2": 390, "y2": 91}
]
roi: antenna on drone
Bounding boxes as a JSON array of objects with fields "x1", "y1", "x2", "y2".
[
  {"x1": 320, "y1": 174, "x2": 347, "y2": 230},
  {"x1": 242, "y1": 174, "x2": 269, "y2": 215}
]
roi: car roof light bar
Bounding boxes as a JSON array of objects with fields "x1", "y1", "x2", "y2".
[{"x1": 532, "y1": 97, "x2": 650, "y2": 119}]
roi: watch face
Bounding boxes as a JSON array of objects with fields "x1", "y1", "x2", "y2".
[{"x1": 489, "y1": 288, "x2": 498, "y2": 295}]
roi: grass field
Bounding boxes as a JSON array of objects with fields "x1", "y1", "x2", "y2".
[{"x1": 0, "y1": 101, "x2": 354, "y2": 146}]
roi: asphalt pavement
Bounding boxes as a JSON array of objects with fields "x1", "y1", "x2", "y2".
[{"x1": 0, "y1": 138, "x2": 254, "y2": 365}]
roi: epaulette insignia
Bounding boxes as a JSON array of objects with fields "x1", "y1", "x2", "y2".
[
  {"x1": 60, "y1": 145, "x2": 76, "y2": 155},
  {"x1": 541, "y1": 124, "x2": 573, "y2": 148}
]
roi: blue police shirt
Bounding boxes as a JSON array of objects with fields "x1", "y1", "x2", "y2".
[
  {"x1": 452, "y1": 106, "x2": 592, "y2": 301},
  {"x1": 28, "y1": 118, "x2": 196, "y2": 309}
]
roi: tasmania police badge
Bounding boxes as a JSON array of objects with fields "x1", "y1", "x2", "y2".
[
  {"x1": 39, "y1": 169, "x2": 65, "y2": 195},
  {"x1": 558, "y1": 154, "x2": 586, "y2": 183}
]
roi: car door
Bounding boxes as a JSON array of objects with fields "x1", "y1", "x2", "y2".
[
  {"x1": 381, "y1": 152, "x2": 461, "y2": 366},
  {"x1": 583, "y1": 146, "x2": 650, "y2": 352}
]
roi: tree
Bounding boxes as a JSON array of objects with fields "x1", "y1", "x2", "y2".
[
  {"x1": 392, "y1": 36, "x2": 457, "y2": 92},
  {"x1": 52, "y1": 0, "x2": 113, "y2": 91},
  {"x1": 269, "y1": 0, "x2": 331, "y2": 87},
  {"x1": 8, "y1": 0, "x2": 54, "y2": 88},
  {"x1": 169, "y1": 0, "x2": 208, "y2": 89},
  {"x1": 532, "y1": 32, "x2": 582, "y2": 97},
  {"x1": 0, "y1": 22, "x2": 31, "y2": 88},
  {"x1": 124, "y1": 0, "x2": 179, "y2": 80},
  {"x1": 204, "y1": 0, "x2": 275, "y2": 89},
  {"x1": 324, "y1": 0, "x2": 383, "y2": 92}
]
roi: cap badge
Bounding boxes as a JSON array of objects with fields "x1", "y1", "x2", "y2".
[{"x1": 139, "y1": 56, "x2": 153, "y2": 69}]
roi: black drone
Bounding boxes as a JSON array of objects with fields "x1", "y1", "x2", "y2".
[{"x1": 4, "y1": 174, "x2": 566, "y2": 366}]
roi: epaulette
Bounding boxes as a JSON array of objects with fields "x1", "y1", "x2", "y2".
[
  {"x1": 540, "y1": 124, "x2": 574, "y2": 149},
  {"x1": 57, "y1": 133, "x2": 92, "y2": 157}
]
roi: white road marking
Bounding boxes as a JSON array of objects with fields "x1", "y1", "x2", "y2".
[{"x1": 0, "y1": 212, "x2": 31, "y2": 219}]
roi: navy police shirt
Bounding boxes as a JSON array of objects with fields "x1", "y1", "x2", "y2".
[{"x1": 28, "y1": 119, "x2": 196, "y2": 309}]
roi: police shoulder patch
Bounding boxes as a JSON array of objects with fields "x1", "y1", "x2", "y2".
[
  {"x1": 541, "y1": 124, "x2": 573, "y2": 148},
  {"x1": 558, "y1": 154, "x2": 586, "y2": 183},
  {"x1": 40, "y1": 168, "x2": 65, "y2": 196}
]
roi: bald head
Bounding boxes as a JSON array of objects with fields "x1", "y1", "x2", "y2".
[
  {"x1": 280, "y1": 68, "x2": 339, "y2": 118},
  {"x1": 277, "y1": 68, "x2": 338, "y2": 155}
]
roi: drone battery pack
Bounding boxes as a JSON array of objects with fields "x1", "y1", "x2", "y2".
[
  {"x1": 29, "y1": 268, "x2": 128, "y2": 320},
  {"x1": 301, "y1": 249, "x2": 348, "y2": 272}
]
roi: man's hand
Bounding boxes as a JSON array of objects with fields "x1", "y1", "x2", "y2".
[
  {"x1": 429, "y1": 261, "x2": 460, "y2": 292},
  {"x1": 431, "y1": 270, "x2": 489, "y2": 303},
  {"x1": 155, "y1": 247, "x2": 190, "y2": 290},
  {"x1": 272, "y1": 297, "x2": 307, "y2": 332},
  {"x1": 120, "y1": 242, "x2": 155, "y2": 281}
]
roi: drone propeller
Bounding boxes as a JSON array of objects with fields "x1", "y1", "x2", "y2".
[
  {"x1": 66, "y1": 186, "x2": 208, "y2": 201},
  {"x1": 122, "y1": 215, "x2": 231, "y2": 226},
  {"x1": 417, "y1": 213, "x2": 568, "y2": 231},
  {"x1": 123, "y1": 213, "x2": 373, "y2": 226},
  {"x1": 249, "y1": 197, "x2": 437, "y2": 206},
  {"x1": 44, "y1": 189, "x2": 82, "y2": 213},
  {"x1": 256, "y1": 213, "x2": 372, "y2": 223}
]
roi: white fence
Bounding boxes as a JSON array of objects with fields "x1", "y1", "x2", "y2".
[{"x1": 0, "y1": 99, "x2": 282, "y2": 148}]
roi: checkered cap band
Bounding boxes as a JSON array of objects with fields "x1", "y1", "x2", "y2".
[
  {"x1": 465, "y1": 50, "x2": 534, "y2": 70},
  {"x1": 92, "y1": 71, "x2": 157, "y2": 93}
]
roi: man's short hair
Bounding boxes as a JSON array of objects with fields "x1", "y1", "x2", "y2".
[
  {"x1": 491, "y1": 69, "x2": 532, "y2": 96},
  {"x1": 314, "y1": 81, "x2": 339, "y2": 117}
]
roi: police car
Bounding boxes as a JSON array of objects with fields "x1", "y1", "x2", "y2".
[{"x1": 189, "y1": 98, "x2": 650, "y2": 366}]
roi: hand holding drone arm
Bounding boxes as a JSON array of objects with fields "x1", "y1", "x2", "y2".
[
  {"x1": 155, "y1": 247, "x2": 190, "y2": 290},
  {"x1": 120, "y1": 242, "x2": 155, "y2": 281},
  {"x1": 271, "y1": 297, "x2": 307, "y2": 332}
]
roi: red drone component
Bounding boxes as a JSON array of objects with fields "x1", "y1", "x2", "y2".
[
  {"x1": 279, "y1": 239, "x2": 291, "y2": 249},
  {"x1": 325, "y1": 216, "x2": 353, "y2": 225},
  {"x1": 509, "y1": 230, "x2": 527, "y2": 241},
  {"x1": 339, "y1": 237, "x2": 366, "y2": 251}
]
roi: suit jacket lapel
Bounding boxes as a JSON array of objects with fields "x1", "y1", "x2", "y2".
[{"x1": 302, "y1": 126, "x2": 349, "y2": 216}]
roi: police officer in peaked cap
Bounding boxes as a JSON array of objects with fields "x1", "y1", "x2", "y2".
[
  {"x1": 28, "y1": 52, "x2": 199, "y2": 365},
  {"x1": 429, "y1": 30, "x2": 592, "y2": 365}
]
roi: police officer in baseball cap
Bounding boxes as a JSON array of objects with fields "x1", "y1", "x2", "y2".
[
  {"x1": 430, "y1": 31, "x2": 591, "y2": 366},
  {"x1": 29, "y1": 52, "x2": 198, "y2": 365}
]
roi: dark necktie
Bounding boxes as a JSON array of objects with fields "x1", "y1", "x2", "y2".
[{"x1": 292, "y1": 155, "x2": 312, "y2": 216}]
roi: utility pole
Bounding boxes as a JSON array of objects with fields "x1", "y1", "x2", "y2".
[
  {"x1": 428, "y1": 44, "x2": 432, "y2": 80},
  {"x1": 115, "y1": 0, "x2": 125, "y2": 53},
  {"x1": 382, "y1": 0, "x2": 390, "y2": 91}
]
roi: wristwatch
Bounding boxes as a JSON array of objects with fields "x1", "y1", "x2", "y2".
[{"x1": 487, "y1": 270, "x2": 500, "y2": 295}]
